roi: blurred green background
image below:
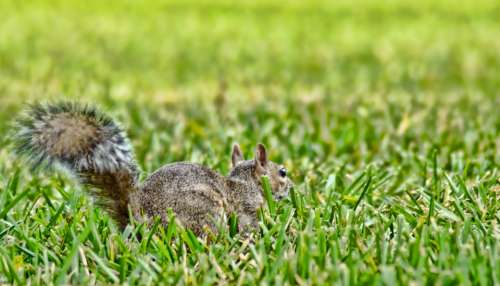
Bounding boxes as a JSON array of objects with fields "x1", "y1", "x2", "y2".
[
  {"x1": 1, "y1": 0, "x2": 499, "y2": 100},
  {"x1": 1, "y1": 0, "x2": 498, "y2": 170}
]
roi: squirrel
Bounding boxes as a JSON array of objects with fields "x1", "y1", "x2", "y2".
[{"x1": 13, "y1": 102, "x2": 293, "y2": 236}]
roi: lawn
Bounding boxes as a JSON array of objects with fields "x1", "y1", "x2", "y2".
[{"x1": 0, "y1": 0, "x2": 498, "y2": 284}]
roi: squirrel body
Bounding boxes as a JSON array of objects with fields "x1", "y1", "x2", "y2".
[{"x1": 14, "y1": 102, "x2": 292, "y2": 236}]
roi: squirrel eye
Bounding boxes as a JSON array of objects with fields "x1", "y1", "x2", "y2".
[{"x1": 279, "y1": 168, "x2": 287, "y2": 177}]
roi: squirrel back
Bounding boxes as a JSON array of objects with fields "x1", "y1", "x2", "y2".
[
  {"x1": 14, "y1": 102, "x2": 293, "y2": 235},
  {"x1": 14, "y1": 102, "x2": 139, "y2": 228}
]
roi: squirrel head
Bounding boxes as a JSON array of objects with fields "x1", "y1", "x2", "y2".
[{"x1": 229, "y1": 143, "x2": 293, "y2": 200}]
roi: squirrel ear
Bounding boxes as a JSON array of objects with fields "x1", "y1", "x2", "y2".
[
  {"x1": 231, "y1": 144, "x2": 244, "y2": 167},
  {"x1": 254, "y1": 143, "x2": 268, "y2": 172}
]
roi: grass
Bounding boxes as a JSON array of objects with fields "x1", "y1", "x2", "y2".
[{"x1": 0, "y1": 0, "x2": 499, "y2": 284}]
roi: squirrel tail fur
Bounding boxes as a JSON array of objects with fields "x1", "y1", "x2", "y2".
[{"x1": 14, "y1": 102, "x2": 139, "y2": 228}]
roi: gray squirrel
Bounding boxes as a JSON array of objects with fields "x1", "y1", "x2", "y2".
[{"x1": 14, "y1": 102, "x2": 293, "y2": 236}]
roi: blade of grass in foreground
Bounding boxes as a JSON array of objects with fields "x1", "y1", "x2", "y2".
[
  {"x1": 261, "y1": 176, "x2": 276, "y2": 216},
  {"x1": 55, "y1": 224, "x2": 92, "y2": 284}
]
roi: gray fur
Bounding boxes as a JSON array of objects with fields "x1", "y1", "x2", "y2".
[{"x1": 14, "y1": 102, "x2": 293, "y2": 236}]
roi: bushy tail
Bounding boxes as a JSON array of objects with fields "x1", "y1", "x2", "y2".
[{"x1": 14, "y1": 102, "x2": 140, "y2": 228}]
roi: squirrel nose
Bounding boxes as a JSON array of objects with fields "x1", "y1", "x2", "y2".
[{"x1": 274, "y1": 193, "x2": 288, "y2": 200}]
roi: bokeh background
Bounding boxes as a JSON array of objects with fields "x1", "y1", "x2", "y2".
[{"x1": 1, "y1": 0, "x2": 498, "y2": 172}]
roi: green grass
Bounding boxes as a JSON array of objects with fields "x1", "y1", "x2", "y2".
[{"x1": 0, "y1": 0, "x2": 499, "y2": 284}]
